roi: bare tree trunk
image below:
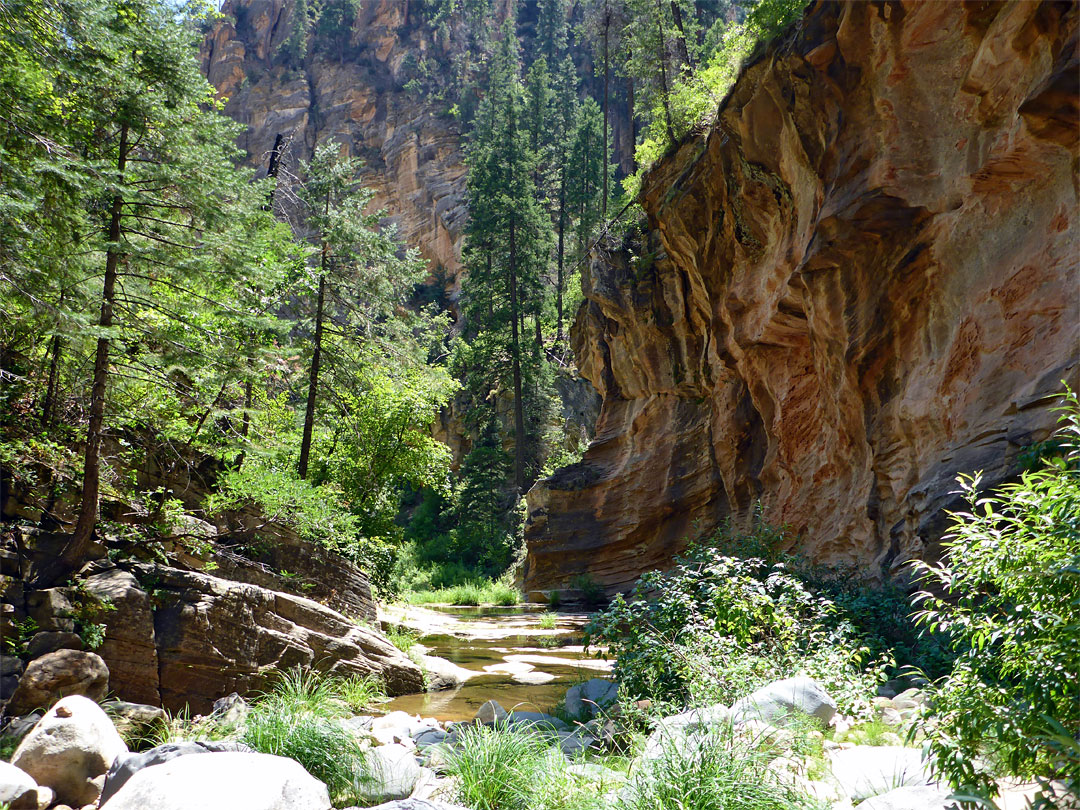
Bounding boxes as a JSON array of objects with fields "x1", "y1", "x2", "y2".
[
  {"x1": 297, "y1": 264, "x2": 326, "y2": 480},
  {"x1": 654, "y1": 0, "x2": 677, "y2": 145},
  {"x1": 53, "y1": 123, "x2": 129, "y2": 583},
  {"x1": 602, "y1": 1, "x2": 610, "y2": 217},
  {"x1": 556, "y1": 166, "x2": 566, "y2": 345},
  {"x1": 670, "y1": 0, "x2": 693, "y2": 74},
  {"x1": 41, "y1": 331, "x2": 63, "y2": 427},
  {"x1": 628, "y1": 77, "x2": 636, "y2": 172}
]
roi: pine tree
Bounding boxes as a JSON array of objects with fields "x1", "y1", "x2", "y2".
[{"x1": 460, "y1": 23, "x2": 554, "y2": 493}]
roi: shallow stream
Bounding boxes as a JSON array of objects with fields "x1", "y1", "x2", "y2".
[{"x1": 381, "y1": 604, "x2": 612, "y2": 722}]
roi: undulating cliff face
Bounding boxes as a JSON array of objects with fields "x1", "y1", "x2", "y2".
[
  {"x1": 201, "y1": 0, "x2": 468, "y2": 295},
  {"x1": 524, "y1": 0, "x2": 1079, "y2": 595}
]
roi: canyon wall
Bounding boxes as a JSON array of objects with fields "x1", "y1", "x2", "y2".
[
  {"x1": 202, "y1": 0, "x2": 469, "y2": 291},
  {"x1": 524, "y1": 0, "x2": 1079, "y2": 595}
]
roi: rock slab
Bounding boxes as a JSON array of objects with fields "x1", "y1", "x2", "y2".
[
  {"x1": 98, "y1": 751, "x2": 331, "y2": 810},
  {"x1": 731, "y1": 677, "x2": 837, "y2": 727}
]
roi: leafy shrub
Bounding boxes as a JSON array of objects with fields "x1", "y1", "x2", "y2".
[
  {"x1": 624, "y1": 0, "x2": 806, "y2": 198},
  {"x1": 914, "y1": 393, "x2": 1080, "y2": 807},
  {"x1": 584, "y1": 517, "x2": 891, "y2": 715}
]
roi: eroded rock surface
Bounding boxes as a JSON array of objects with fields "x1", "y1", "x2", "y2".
[
  {"x1": 201, "y1": 0, "x2": 467, "y2": 296},
  {"x1": 137, "y1": 563, "x2": 423, "y2": 713},
  {"x1": 524, "y1": 0, "x2": 1079, "y2": 594}
]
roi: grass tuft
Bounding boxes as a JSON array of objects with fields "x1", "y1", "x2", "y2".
[{"x1": 405, "y1": 577, "x2": 521, "y2": 606}]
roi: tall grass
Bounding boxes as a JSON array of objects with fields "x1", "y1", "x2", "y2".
[
  {"x1": 147, "y1": 669, "x2": 384, "y2": 805},
  {"x1": 405, "y1": 578, "x2": 521, "y2": 606},
  {"x1": 614, "y1": 722, "x2": 822, "y2": 810},
  {"x1": 441, "y1": 722, "x2": 609, "y2": 810}
]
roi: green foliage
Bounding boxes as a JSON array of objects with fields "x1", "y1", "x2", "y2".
[
  {"x1": 614, "y1": 722, "x2": 822, "y2": 810},
  {"x1": 441, "y1": 721, "x2": 613, "y2": 810},
  {"x1": 403, "y1": 577, "x2": 521, "y2": 607},
  {"x1": 383, "y1": 623, "x2": 421, "y2": 652},
  {"x1": 1, "y1": 616, "x2": 38, "y2": 654},
  {"x1": 150, "y1": 669, "x2": 384, "y2": 804},
  {"x1": 913, "y1": 393, "x2": 1080, "y2": 806},
  {"x1": 584, "y1": 517, "x2": 892, "y2": 716},
  {"x1": 624, "y1": 0, "x2": 805, "y2": 197},
  {"x1": 243, "y1": 693, "x2": 368, "y2": 804},
  {"x1": 538, "y1": 611, "x2": 558, "y2": 630},
  {"x1": 207, "y1": 463, "x2": 361, "y2": 555}
]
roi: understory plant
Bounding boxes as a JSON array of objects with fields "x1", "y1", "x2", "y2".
[
  {"x1": 614, "y1": 722, "x2": 823, "y2": 810},
  {"x1": 440, "y1": 721, "x2": 612, "y2": 810},
  {"x1": 149, "y1": 669, "x2": 384, "y2": 805},
  {"x1": 584, "y1": 515, "x2": 892, "y2": 717},
  {"x1": 913, "y1": 392, "x2": 1080, "y2": 808}
]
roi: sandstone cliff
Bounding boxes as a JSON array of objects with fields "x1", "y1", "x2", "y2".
[
  {"x1": 524, "y1": 0, "x2": 1079, "y2": 595},
  {"x1": 202, "y1": 0, "x2": 469, "y2": 291}
]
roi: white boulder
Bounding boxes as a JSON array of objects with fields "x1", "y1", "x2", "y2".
[
  {"x1": 828, "y1": 746, "x2": 936, "y2": 801},
  {"x1": 731, "y1": 677, "x2": 837, "y2": 727},
  {"x1": 98, "y1": 751, "x2": 331, "y2": 810},
  {"x1": 11, "y1": 694, "x2": 127, "y2": 807},
  {"x1": 358, "y1": 743, "x2": 422, "y2": 805}
]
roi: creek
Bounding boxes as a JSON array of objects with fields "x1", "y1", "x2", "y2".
[{"x1": 381, "y1": 604, "x2": 612, "y2": 722}]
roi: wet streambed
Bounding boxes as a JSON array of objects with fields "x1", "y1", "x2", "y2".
[{"x1": 381, "y1": 604, "x2": 612, "y2": 722}]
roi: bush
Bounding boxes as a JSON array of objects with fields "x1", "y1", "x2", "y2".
[
  {"x1": 913, "y1": 392, "x2": 1080, "y2": 807},
  {"x1": 584, "y1": 516, "x2": 892, "y2": 716}
]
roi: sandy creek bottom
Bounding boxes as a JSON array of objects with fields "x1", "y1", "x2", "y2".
[{"x1": 380, "y1": 604, "x2": 613, "y2": 722}]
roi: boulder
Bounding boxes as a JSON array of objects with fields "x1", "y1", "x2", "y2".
[
  {"x1": 857, "y1": 785, "x2": 953, "y2": 810},
  {"x1": 11, "y1": 695, "x2": 127, "y2": 807},
  {"x1": 0, "y1": 654, "x2": 23, "y2": 701},
  {"x1": 25, "y1": 589, "x2": 74, "y2": 633},
  {"x1": 0, "y1": 713, "x2": 42, "y2": 751},
  {"x1": 564, "y1": 679, "x2": 617, "y2": 719},
  {"x1": 412, "y1": 728, "x2": 448, "y2": 751},
  {"x1": 101, "y1": 701, "x2": 166, "y2": 743},
  {"x1": 100, "y1": 740, "x2": 255, "y2": 806},
  {"x1": 506, "y1": 711, "x2": 567, "y2": 732},
  {"x1": 642, "y1": 704, "x2": 729, "y2": 761},
  {"x1": 6, "y1": 649, "x2": 109, "y2": 716},
  {"x1": 731, "y1": 677, "x2": 836, "y2": 727},
  {"x1": 357, "y1": 744, "x2": 422, "y2": 805},
  {"x1": 828, "y1": 746, "x2": 936, "y2": 802},
  {"x1": 210, "y1": 692, "x2": 249, "y2": 728},
  {"x1": 474, "y1": 700, "x2": 507, "y2": 725},
  {"x1": 0, "y1": 761, "x2": 44, "y2": 810},
  {"x1": 419, "y1": 655, "x2": 473, "y2": 691},
  {"x1": 81, "y1": 568, "x2": 160, "y2": 706},
  {"x1": 138, "y1": 563, "x2": 423, "y2": 712},
  {"x1": 97, "y1": 751, "x2": 330, "y2": 810},
  {"x1": 24, "y1": 631, "x2": 83, "y2": 660}
]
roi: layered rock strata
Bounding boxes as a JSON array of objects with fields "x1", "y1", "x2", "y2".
[
  {"x1": 201, "y1": 0, "x2": 468, "y2": 290},
  {"x1": 524, "y1": 0, "x2": 1079, "y2": 594}
]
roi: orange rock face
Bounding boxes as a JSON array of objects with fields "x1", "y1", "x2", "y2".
[
  {"x1": 523, "y1": 1, "x2": 1079, "y2": 595},
  {"x1": 201, "y1": 0, "x2": 468, "y2": 291}
]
